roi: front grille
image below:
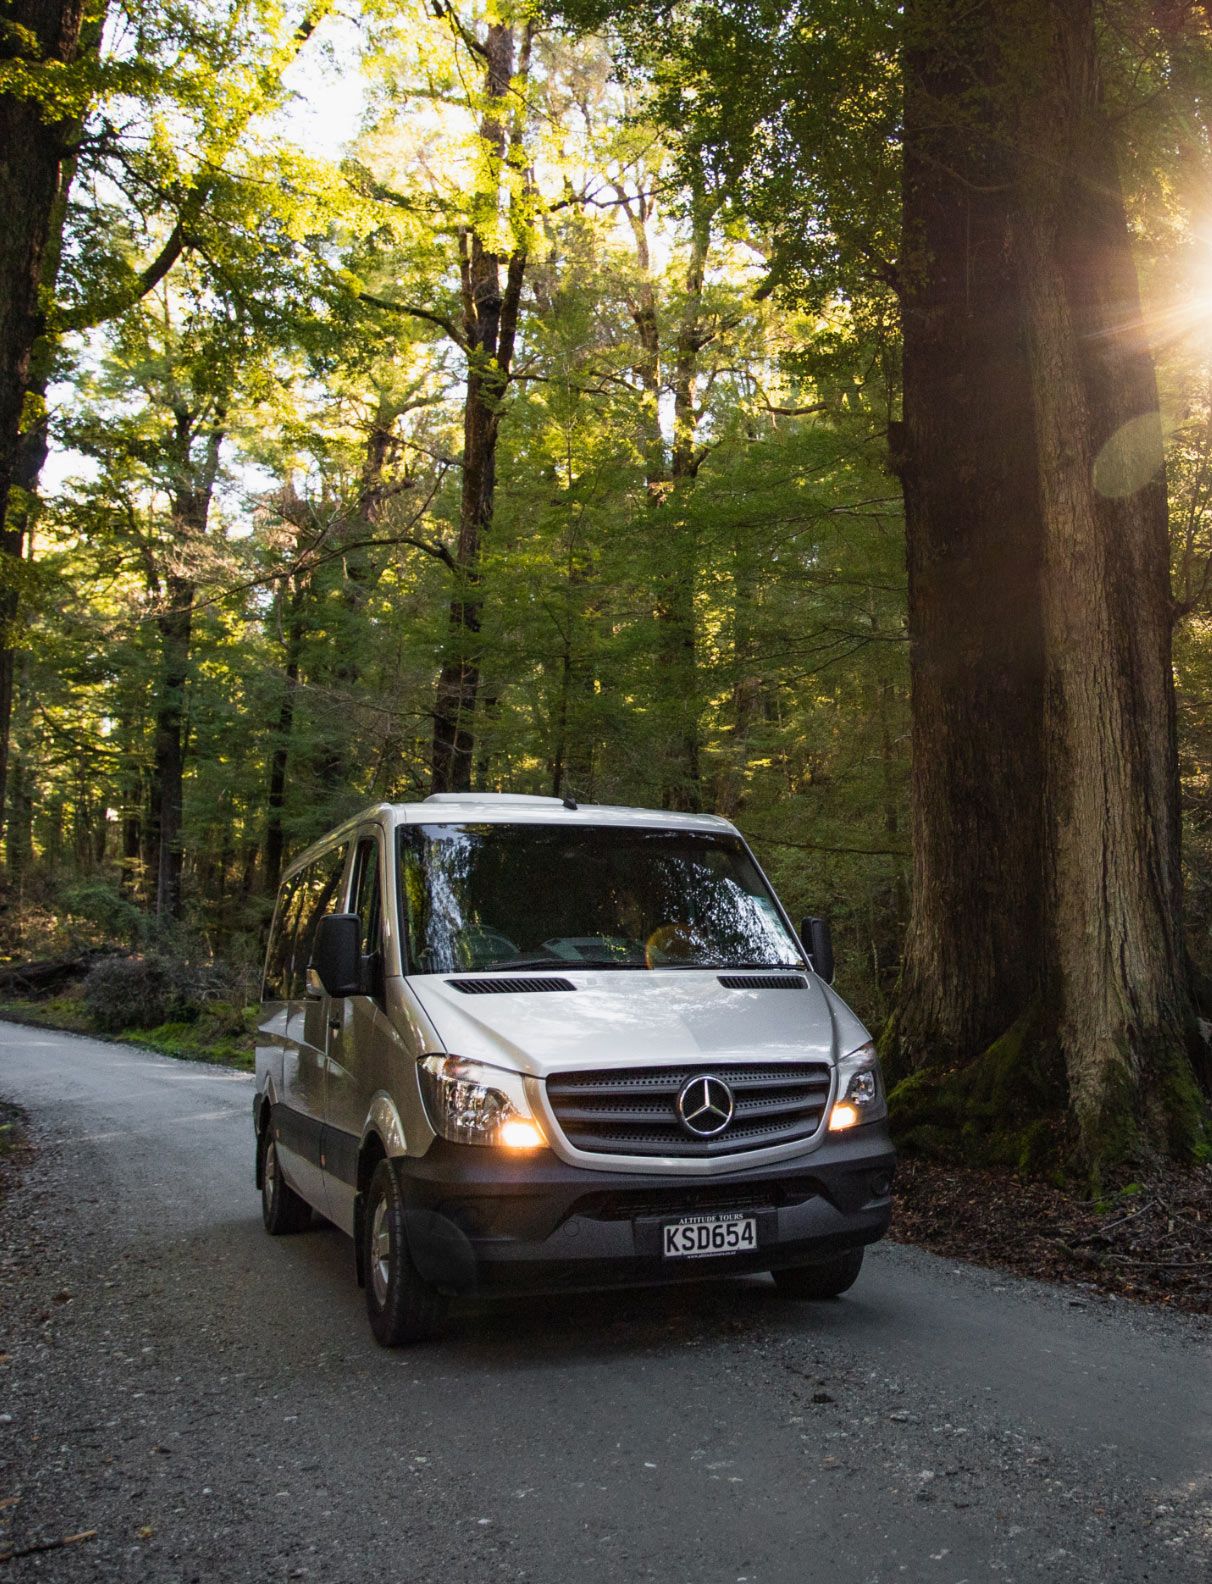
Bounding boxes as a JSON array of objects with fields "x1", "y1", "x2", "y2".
[
  {"x1": 544, "y1": 1062, "x2": 833, "y2": 1158},
  {"x1": 447, "y1": 976, "x2": 576, "y2": 994},
  {"x1": 572, "y1": 1176, "x2": 818, "y2": 1222}
]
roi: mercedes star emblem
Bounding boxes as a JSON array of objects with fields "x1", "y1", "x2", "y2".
[{"x1": 676, "y1": 1074, "x2": 735, "y2": 1138}]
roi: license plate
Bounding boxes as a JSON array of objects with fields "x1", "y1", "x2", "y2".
[{"x1": 662, "y1": 1214, "x2": 758, "y2": 1259}]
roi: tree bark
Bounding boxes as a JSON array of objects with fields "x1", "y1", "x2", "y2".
[
  {"x1": 893, "y1": 0, "x2": 1204, "y2": 1165},
  {"x1": 0, "y1": 0, "x2": 93, "y2": 838},
  {"x1": 431, "y1": 21, "x2": 531, "y2": 792},
  {"x1": 0, "y1": 0, "x2": 86, "y2": 528},
  {"x1": 1012, "y1": 0, "x2": 1198, "y2": 1158},
  {"x1": 894, "y1": 0, "x2": 1047, "y2": 1069}
]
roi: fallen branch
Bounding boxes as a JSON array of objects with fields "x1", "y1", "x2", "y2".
[{"x1": 0, "y1": 1530, "x2": 97, "y2": 1564}]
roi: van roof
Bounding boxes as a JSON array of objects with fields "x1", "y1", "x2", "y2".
[{"x1": 407, "y1": 792, "x2": 737, "y2": 833}]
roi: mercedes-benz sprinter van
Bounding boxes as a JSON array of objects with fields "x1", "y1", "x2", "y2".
[{"x1": 254, "y1": 794, "x2": 895, "y2": 1345}]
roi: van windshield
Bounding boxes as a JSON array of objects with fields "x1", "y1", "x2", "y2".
[{"x1": 398, "y1": 822, "x2": 805, "y2": 974}]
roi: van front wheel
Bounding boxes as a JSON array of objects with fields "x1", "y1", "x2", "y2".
[
  {"x1": 363, "y1": 1158, "x2": 448, "y2": 1346},
  {"x1": 771, "y1": 1248, "x2": 864, "y2": 1299}
]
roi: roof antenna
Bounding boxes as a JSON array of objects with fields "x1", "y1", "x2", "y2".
[{"x1": 561, "y1": 782, "x2": 579, "y2": 811}]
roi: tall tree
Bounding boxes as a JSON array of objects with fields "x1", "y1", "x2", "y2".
[
  {"x1": 0, "y1": 0, "x2": 90, "y2": 528},
  {"x1": 428, "y1": 16, "x2": 533, "y2": 791},
  {"x1": 893, "y1": 0, "x2": 1205, "y2": 1166},
  {"x1": 0, "y1": 0, "x2": 95, "y2": 828}
]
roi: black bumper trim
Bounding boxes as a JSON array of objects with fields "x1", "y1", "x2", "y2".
[{"x1": 397, "y1": 1124, "x2": 895, "y2": 1296}]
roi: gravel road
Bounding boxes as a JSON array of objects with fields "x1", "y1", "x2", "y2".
[{"x1": 1, "y1": 1020, "x2": 1209, "y2": 1583}]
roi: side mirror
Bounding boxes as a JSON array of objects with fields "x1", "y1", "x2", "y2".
[
  {"x1": 801, "y1": 915, "x2": 835, "y2": 984},
  {"x1": 313, "y1": 913, "x2": 361, "y2": 998}
]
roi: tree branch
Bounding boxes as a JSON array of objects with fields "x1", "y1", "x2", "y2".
[{"x1": 358, "y1": 292, "x2": 470, "y2": 351}]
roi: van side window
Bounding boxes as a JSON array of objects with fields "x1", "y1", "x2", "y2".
[
  {"x1": 287, "y1": 844, "x2": 349, "y2": 999},
  {"x1": 352, "y1": 838, "x2": 382, "y2": 958},
  {"x1": 262, "y1": 873, "x2": 299, "y2": 1000}
]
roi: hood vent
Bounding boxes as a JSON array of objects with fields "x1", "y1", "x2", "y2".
[
  {"x1": 717, "y1": 974, "x2": 809, "y2": 991},
  {"x1": 447, "y1": 976, "x2": 576, "y2": 995}
]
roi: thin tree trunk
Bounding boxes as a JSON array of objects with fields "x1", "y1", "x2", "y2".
[
  {"x1": 431, "y1": 21, "x2": 531, "y2": 792},
  {"x1": 149, "y1": 418, "x2": 223, "y2": 922},
  {"x1": 5, "y1": 754, "x2": 33, "y2": 881},
  {"x1": 264, "y1": 580, "x2": 306, "y2": 899},
  {"x1": 314, "y1": 409, "x2": 392, "y2": 794},
  {"x1": 618, "y1": 171, "x2": 715, "y2": 811}
]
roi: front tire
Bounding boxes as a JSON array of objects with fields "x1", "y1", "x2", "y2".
[
  {"x1": 261, "y1": 1132, "x2": 311, "y2": 1235},
  {"x1": 363, "y1": 1158, "x2": 448, "y2": 1346},
  {"x1": 772, "y1": 1247, "x2": 864, "y2": 1299}
]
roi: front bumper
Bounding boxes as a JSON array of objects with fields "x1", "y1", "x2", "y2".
[{"x1": 397, "y1": 1123, "x2": 895, "y2": 1296}]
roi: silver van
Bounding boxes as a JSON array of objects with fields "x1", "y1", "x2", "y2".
[{"x1": 254, "y1": 794, "x2": 894, "y2": 1345}]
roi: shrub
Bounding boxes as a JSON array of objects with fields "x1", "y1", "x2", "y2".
[
  {"x1": 83, "y1": 951, "x2": 257, "y2": 1034},
  {"x1": 84, "y1": 954, "x2": 185, "y2": 1032}
]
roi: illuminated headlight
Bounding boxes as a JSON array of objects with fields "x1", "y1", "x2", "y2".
[
  {"x1": 418, "y1": 1056, "x2": 546, "y2": 1149},
  {"x1": 829, "y1": 1042, "x2": 886, "y2": 1131}
]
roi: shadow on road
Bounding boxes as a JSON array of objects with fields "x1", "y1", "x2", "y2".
[{"x1": 204, "y1": 1206, "x2": 886, "y2": 1369}]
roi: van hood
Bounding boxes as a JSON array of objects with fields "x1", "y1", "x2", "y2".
[{"x1": 404, "y1": 970, "x2": 870, "y2": 1078}]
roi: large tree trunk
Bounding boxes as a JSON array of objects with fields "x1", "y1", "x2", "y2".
[
  {"x1": 431, "y1": 22, "x2": 530, "y2": 792},
  {"x1": 0, "y1": 0, "x2": 85, "y2": 526},
  {"x1": 0, "y1": 0, "x2": 90, "y2": 836},
  {"x1": 1013, "y1": 0, "x2": 1198, "y2": 1158},
  {"x1": 893, "y1": 0, "x2": 1048, "y2": 1065},
  {"x1": 893, "y1": 0, "x2": 1203, "y2": 1166}
]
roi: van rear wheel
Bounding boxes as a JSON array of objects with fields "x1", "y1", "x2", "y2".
[
  {"x1": 363, "y1": 1158, "x2": 448, "y2": 1346},
  {"x1": 772, "y1": 1248, "x2": 864, "y2": 1299},
  {"x1": 261, "y1": 1134, "x2": 311, "y2": 1235}
]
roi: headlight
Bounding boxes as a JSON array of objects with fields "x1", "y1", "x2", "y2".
[
  {"x1": 829, "y1": 1041, "x2": 886, "y2": 1131},
  {"x1": 418, "y1": 1056, "x2": 546, "y2": 1149}
]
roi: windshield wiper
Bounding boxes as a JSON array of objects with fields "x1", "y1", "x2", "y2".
[
  {"x1": 650, "y1": 960, "x2": 806, "y2": 971},
  {"x1": 478, "y1": 957, "x2": 805, "y2": 973},
  {"x1": 721, "y1": 961, "x2": 807, "y2": 971},
  {"x1": 481, "y1": 956, "x2": 649, "y2": 971},
  {"x1": 479, "y1": 956, "x2": 580, "y2": 972}
]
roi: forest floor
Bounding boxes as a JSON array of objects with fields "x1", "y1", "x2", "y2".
[
  {"x1": 892, "y1": 1156, "x2": 1212, "y2": 1315},
  {"x1": 0, "y1": 1097, "x2": 32, "y2": 1213}
]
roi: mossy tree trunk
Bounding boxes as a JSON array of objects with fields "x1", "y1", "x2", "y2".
[{"x1": 893, "y1": 0, "x2": 1207, "y2": 1169}]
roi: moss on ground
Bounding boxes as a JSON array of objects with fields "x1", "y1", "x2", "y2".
[
  {"x1": 887, "y1": 1004, "x2": 1069, "y2": 1173},
  {"x1": 0, "y1": 996, "x2": 255, "y2": 1072}
]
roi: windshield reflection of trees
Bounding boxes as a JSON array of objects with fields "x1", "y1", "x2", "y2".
[{"x1": 399, "y1": 824, "x2": 802, "y2": 974}]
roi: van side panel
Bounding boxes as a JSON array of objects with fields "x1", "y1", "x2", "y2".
[{"x1": 324, "y1": 977, "x2": 441, "y2": 1234}]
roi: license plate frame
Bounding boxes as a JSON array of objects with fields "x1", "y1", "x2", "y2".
[{"x1": 662, "y1": 1212, "x2": 759, "y2": 1260}]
